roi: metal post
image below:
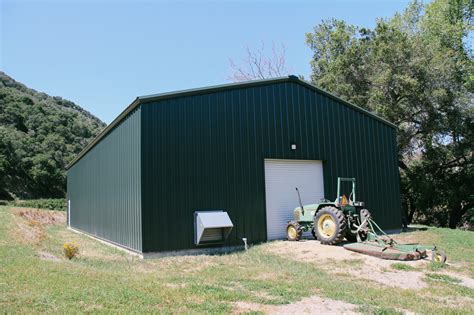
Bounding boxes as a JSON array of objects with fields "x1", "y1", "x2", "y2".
[
  {"x1": 337, "y1": 177, "x2": 341, "y2": 203},
  {"x1": 352, "y1": 180, "x2": 356, "y2": 203}
]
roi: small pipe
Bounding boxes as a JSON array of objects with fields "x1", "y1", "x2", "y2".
[{"x1": 242, "y1": 238, "x2": 248, "y2": 251}]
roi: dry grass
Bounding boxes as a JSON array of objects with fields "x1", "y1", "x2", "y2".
[
  {"x1": 13, "y1": 207, "x2": 66, "y2": 225},
  {"x1": 11, "y1": 215, "x2": 45, "y2": 245},
  {"x1": 9, "y1": 208, "x2": 72, "y2": 266},
  {"x1": 9, "y1": 208, "x2": 66, "y2": 245}
]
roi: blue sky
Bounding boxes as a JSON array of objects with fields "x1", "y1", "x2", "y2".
[{"x1": 1, "y1": 0, "x2": 413, "y2": 124}]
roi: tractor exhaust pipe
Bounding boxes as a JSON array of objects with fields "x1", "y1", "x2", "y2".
[{"x1": 295, "y1": 187, "x2": 304, "y2": 215}]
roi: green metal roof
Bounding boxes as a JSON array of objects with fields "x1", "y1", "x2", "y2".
[{"x1": 66, "y1": 75, "x2": 396, "y2": 170}]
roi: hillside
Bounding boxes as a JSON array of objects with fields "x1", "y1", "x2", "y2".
[{"x1": 0, "y1": 72, "x2": 106, "y2": 199}]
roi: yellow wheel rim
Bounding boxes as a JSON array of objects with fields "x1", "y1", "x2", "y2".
[
  {"x1": 434, "y1": 253, "x2": 443, "y2": 263},
  {"x1": 287, "y1": 226, "x2": 297, "y2": 239},
  {"x1": 317, "y1": 214, "x2": 336, "y2": 238}
]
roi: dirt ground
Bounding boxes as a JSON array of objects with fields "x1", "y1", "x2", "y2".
[
  {"x1": 233, "y1": 295, "x2": 359, "y2": 314},
  {"x1": 265, "y1": 239, "x2": 428, "y2": 289},
  {"x1": 265, "y1": 239, "x2": 474, "y2": 290}
]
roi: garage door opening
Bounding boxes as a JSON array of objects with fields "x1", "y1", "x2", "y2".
[{"x1": 264, "y1": 159, "x2": 325, "y2": 240}]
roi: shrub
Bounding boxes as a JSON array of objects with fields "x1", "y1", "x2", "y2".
[
  {"x1": 10, "y1": 199, "x2": 66, "y2": 211},
  {"x1": 63, "y1": 243, "x2": 79, "y2": 260}
]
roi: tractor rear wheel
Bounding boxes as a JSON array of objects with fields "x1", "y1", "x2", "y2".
[
  {"x1": 286, "y1": 221, "x2": 303, "y2": 241},
  {"x1": 314, "y1": 206, "x2": 346, "y2": 245}
]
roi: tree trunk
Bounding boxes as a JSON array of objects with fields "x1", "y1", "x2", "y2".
[
  {"x1": 407, "y1": 195, "x2": 416, "y2": 224},
  {"x1": 449, "y1": 204, "x2": 466, "y2": 229}
]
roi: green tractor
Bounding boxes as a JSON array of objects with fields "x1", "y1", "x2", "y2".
[{"x1": 286, "y1": 177, "x2": 371, "y2": 245}]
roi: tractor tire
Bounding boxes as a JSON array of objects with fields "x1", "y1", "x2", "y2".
[
  {"x1": 311, "y1": 228, "x2": 317, "y2": 239},
  {"x1": 286, "y1": 221, "x2": 303, "y2": 241},
  {"x1": 432, "y1": 249, "x2": 447, "y2": 264},
  {"x1": 314, "y1": 206, "x2": 346, "y2": 245}
]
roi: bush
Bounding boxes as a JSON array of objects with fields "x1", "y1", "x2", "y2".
[
  {"x1": 9, "y1": 199, "x2": 66, "y2": 211},
  {"x1": 63, "y1": 243, "x2": 79, "y2": 260}
]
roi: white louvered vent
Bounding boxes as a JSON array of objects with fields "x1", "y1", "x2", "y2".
[{"x1": 194, "y1": 211, "x2": 233, "y2": 245}]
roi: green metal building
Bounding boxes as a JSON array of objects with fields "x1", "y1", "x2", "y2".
[{"x1": 66, "y1": 76, "x2": 401, "y2": 254}]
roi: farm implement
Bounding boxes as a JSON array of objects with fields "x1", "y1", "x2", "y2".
[
  {"x1": 287, "y1": 177, "x2": 447, "y2": 263},
  {"x1": 343, "y1": 211, "x2": 447, "y2": 263}
]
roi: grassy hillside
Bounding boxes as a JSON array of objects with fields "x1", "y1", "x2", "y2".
[
  {"x1": 0, "y1": 72, "x2": 106, "y2": 199},
  {"x1": 1, "y1": 206, "x2": 473, "y2": 313}
]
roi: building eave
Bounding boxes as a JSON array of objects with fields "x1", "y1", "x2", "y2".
[{"x1": 66, "y1": 75, "x2": 396, "y2": 170}]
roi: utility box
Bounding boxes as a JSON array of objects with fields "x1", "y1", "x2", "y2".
[{"x1": 194, "y1": 210, "x2": 233, "y2": 245}]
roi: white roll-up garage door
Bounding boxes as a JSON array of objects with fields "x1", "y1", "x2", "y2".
[{"x1": 264, "y1": 159, "x2": 325, "y2": 240}]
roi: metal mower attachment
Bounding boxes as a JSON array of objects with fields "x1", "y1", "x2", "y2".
[
  {"x1": 286, "y1": 177, "x2": 447, "y2": 263},
  {"x1": 343, "y1": 212, "x2": 447, "y2": 263}
]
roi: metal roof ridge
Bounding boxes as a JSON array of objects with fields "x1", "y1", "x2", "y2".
[
  {"x1": 66, "y1": 75, "x2": 396, "y2": 170},
  {"x1": 137, "y1": 76, "x2": 292, "y2": 102}
]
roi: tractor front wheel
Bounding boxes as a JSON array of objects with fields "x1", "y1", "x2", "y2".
[
  {"x1": 432, "y1": 249, "x2": 447, "y2": 264},
  {"x1": 286, "y1": 221, "x2": 303, "y2": 241},
  {"x1": 314, "y1": 206, "x2": 346, "y2": 245}
]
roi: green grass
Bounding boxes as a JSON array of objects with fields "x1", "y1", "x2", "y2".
[
  {"x1": 425, "y1": 273, "x2": 462, "y2": 284},
  {"x1": 356, "y1": 304, "x2": 404, "y2": 315},
  {"x1": 390, "y1": 263, "x2": 418, "y2": 271},
  {"x1": 397, "y1": 226, "x2": 474, "y2": 276},
  {"x1": 1, "y1": 206, "x2": 473, "y2": 313},
  {"x1": 428, "y1": 261, "x2": 447, "y2": 271}
]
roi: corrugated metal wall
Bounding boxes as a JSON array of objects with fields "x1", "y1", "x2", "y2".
[
  {"x1": 141, "y1": 81, "x2": 401, "y2": 252},
  {"x1": 67, "y1": 107, "x2": 142, "y2": 252}
]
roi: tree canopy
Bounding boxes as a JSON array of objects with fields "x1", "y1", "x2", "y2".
[
  {"x1": 306, "y1": 0, "x2": 473, "y2": 228},
  {"x1": 0, "y1": 72, "x2": 105, "y2": 199}
]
